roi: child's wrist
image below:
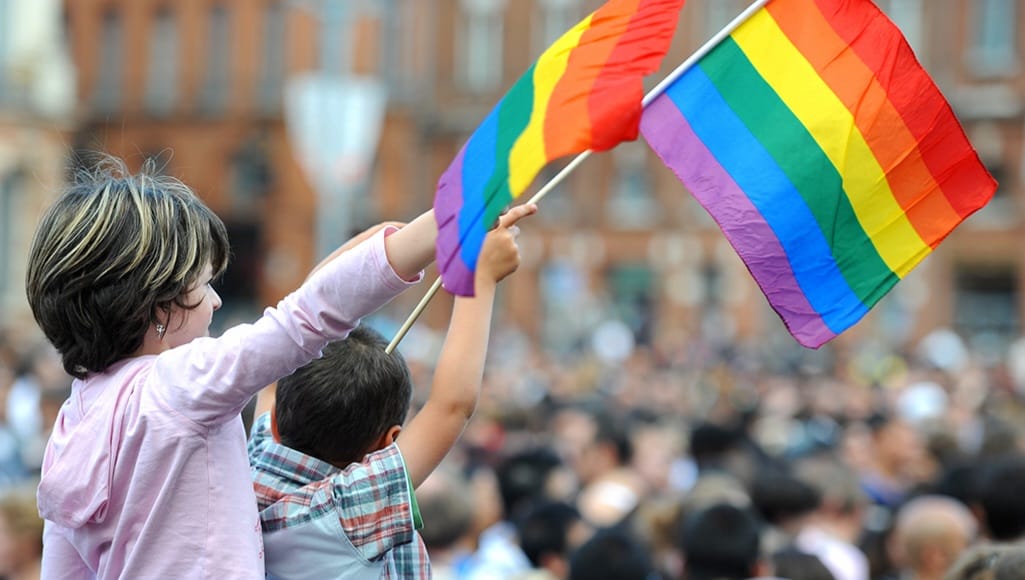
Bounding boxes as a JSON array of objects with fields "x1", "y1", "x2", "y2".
[{"x1": 473, "y1": 275, "x2": 498, "y2": 293}]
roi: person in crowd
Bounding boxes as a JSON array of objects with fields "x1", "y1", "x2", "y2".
[
  {"x1": 770, "y1": 549, "x2": 836, "y2": 580},
  {"x1": 19, "y1": 382, "x2": 71, "y2": 476},
  {"x1": 992, "y1": 547, "x2": 1025, "y2": 580},
  {"x1": 26, "y1": 154, "x2": 439, "y2": 578},
  {"x1": 5, "y1": 344, "x2": 65, "y2": 450},
  {"x1": 945, "y1": 544, "x2": 1015, "y2": 580},
  {"x1": 793, "y1": 455, "x2": 871, "y2": 580},
  {"x1": 680, "y1": 502, "x2": 767, "y2": 580},
  {"x1": 249, "y1": 205, "x2": 533, "y2": 578},
  {"x1": 976, "y1": 455, "x2": 1025, "y2": 542},
  {"x1": 574, "y1": 407, "x2": 646, "y2": 527},
  {"x1": 462, "y1": 445, "x2": 566, "y2": 579},
  {"x1": 0, "y1": 486, "x2": 43, "y2": 580},
  {"x1": 516, "y1": 500, "x2": 591, "y2": 580},
  {"x1": 750, "y1": 471, "x2": 821, "y2": 553},
  {"x1": 626, "y1": 495, "x2": 688, "y2": 579},
  {"x1": 416, "y1": 466, "x2": 476, "y2": 580},
  {"x1": 860, "y1": 412, "x2": 926, "y2": 510},
  {"x1": 0, "y1": 358, "x2": 26, "y2": 485},
  {"x1": 689, "y1": 421, "x2": 751, "y2": 480},
  {"x1": 887, "y1": 495, "x2": 977, "y2": 580},
  {"x1": 570, "y1": 527, "x2": 658, "y2": 580}
]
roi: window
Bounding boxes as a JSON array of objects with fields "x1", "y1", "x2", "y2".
[
  {"x1": 386, "y1": 0, "x2": 416, "y2": 100},
  {"x1": 92, "y1": 8, "x2": 123, "y2": 112},
  {"x1": 606, "y1": 141, "x2": 656, "y2": 229},
  {"x1": 0, "y1": 173, "x2": 13, "y2": 293},
  {"x1": 875, "y1": 0, "x2": 923, "y2": 55},
  {"x1": 700, "y1": 262, "x2": 722, "y2": 307},
  {"x1": 535, "y1": 0, "x2": 581, "y2": 53},
  {"x1": 0, "y1": 0, "x2": 7, "y2": 53},
  {"x1": 229, "y1": 137, "x2": 273, "y2": 217},
  {"x1": 145, "y1": 7, "x2": 179, "y2": 116},
  {"x1": 200, "y1": 4, "x2": 231, "y2": 115},
  {"x1": 606, "y1": 263, "x2": 655, "y2": 345},
  {"x1": 0, "y1": 0, "x2": 8, "y2": 62},
  {"x1": 969, "y1": 0, "x2": 1018, "y2": 76},
  {"x1": 0, "y1": 0, "x2": 9, "y2": 103},
  {"x1": 0, "y1": 168, "x2": 26, "y2": 298},
  {"x1": 457, "y1": 0, "x2": 505, "y2": 93},
  {"x1": 968, "y1": 121, "x2": 1016, "y2": 226},
  {"x1": 258, "y1": 1, "x2": 286, "y2": 114},
  {"x1": 954, "y1": 265, "x2": 1019, "y2": 353}
]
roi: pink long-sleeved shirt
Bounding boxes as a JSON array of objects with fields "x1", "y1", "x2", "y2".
[{"x1": 37, "y1": 230, "x2": 419, "y2": 579}]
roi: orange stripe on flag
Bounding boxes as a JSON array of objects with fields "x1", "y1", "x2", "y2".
[{"x1": 544, "y1": 0, "x2": 642, "y2": 157}]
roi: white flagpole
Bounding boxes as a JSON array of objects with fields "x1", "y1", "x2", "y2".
[
  {"x1": 385, "y1": 0, "x2": 772, "y2": 354},
  {"x1": 386, "y1": 277, "x2": 442, "y2": 353},
  {"x1": 643, "y1": 0, "x2": 772, "y2": 107}
]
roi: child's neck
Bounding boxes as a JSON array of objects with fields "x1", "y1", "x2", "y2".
[{"x1": 133, "y1": 334, "x2": 171, "y2": 357}]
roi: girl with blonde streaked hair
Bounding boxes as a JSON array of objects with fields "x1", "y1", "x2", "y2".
[{"x1": 25, "y1": 154, "x2": 440, "y2": 579}]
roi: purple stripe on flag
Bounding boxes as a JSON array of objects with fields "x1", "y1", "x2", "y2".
[
  {"x1": 434, "y1": 146, "x2": 477, "y2": 295},
  {"x1": 640, "y1": 94, "x2": 835, "y2": 347}
]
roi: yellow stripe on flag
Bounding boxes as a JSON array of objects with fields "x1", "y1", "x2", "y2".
[{"x1": 508, "y1": 16, "x2": 593, "y2": 195}]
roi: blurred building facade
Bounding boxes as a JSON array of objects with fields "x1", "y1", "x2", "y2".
[
  {"x1": 52, "y1": 0, "x2": 1025, "y2": 355},
  {"x1": 0, "y1": 0, "x2": 74, "y2": 336}
]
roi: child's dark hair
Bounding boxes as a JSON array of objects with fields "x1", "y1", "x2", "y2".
[
  {"x1": 274, "y1": 325, "x2": 413, "y2": 466},
  {"x1": 26, "y1": 155, "x2": 230, "y2": 378}
]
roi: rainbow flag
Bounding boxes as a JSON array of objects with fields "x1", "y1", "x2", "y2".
[
  {"x1": 435, "y1": 0, "x2": 685, "y2": 296},
  {"x1": 641, "y1": 0, "x2": 996, "y2": 348}
]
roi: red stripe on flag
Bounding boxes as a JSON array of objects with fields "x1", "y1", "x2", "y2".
[{"x1": 586, "y1": 0, "x2": 685, "y2": 151}]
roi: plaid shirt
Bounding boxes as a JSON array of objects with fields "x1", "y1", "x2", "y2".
[{"x1": 249, "y1": 413, "x2": 430, "y2": 579}]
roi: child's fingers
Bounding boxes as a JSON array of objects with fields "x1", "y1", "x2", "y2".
[{"x1": 497, "y1": 203, "x2": 538, "y2": 229}]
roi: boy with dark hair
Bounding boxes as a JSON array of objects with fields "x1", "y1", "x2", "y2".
[
  {"x1": 248, "y1": 205, "x2": 535, "y2": 579},
  {"x1": 271, "y1": 325, "x2": 414, "y2": 468}
]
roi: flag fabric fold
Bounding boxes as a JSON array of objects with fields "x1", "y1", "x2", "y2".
[
  {"x1": 435, "y1": 0, "x2": 686, "y2": 296},
  {"x1": 641, "y1": 0, "x2": 996, "y2": 348}
]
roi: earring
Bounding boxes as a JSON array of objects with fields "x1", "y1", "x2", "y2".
[{"x1": 155, "y1": 323, "x2": 166, "y2": 339}]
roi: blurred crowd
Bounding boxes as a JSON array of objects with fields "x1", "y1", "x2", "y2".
[
  {"x1": 390, "y1": 318, "x2": 1025, "y2": 580},
  {"x1": 6, "y1": 313, "x2": 1025, "y2": 579},
  {"x1": 0, "y1": 326, "x2": 67, "y2": 580}
]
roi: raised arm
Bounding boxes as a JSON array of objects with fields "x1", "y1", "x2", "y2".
[
  {"x1": 397, "y1": 204, "x2": 536, "y2": 488},
  {"x1": 154, "y1": 226, "x2": 421, "y2": 426},
  {"x1": 383, "y1": 209, "x2": 437, "y2": 281}
]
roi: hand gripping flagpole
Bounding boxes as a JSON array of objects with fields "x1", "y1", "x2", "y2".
[{"x1": 385, "y1": 0, "x2": 772, "y2": 354}]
